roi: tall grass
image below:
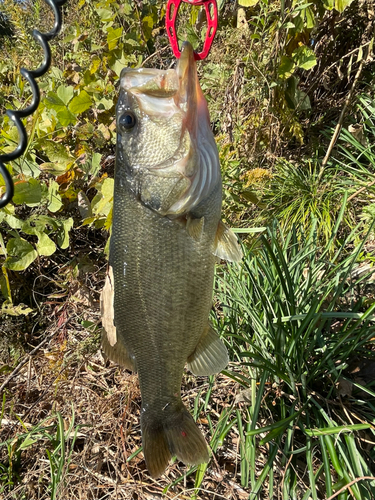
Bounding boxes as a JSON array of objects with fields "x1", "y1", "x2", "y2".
[{"x1": 211, "y1": 200, "x2": 375, "y2": 498}]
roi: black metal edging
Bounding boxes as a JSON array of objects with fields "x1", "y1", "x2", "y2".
[{"x1": 0, "y1": 0, "x2": 68, "y2": 209}]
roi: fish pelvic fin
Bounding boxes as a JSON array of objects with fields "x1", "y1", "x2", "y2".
[
  {"x1": 101, "y1": 329, "x2": 136, "y2": 372},
  {"x1": 141, "y1": 400, "x2": 209, "y2": 478},
  {"x1": 214, "y1": 221, "x2": 243, "y2": 263},
  {"x1": 187, "y1": 325, "x2": 229, "y2": 376},
  {"x1": 100, "y1": 266, "x2": 136, "y2": 371}
]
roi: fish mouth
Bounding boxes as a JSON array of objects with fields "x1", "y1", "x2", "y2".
[
  {"x1": 119, "y1": 42, "x2": 198, "y2": 117},
  {"x1": 175, "y1": 41, "x2": 198, "y2": 111}
]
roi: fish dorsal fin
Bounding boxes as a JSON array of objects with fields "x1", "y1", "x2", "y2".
[
  {"x1": 186, "y1": 215, "x2": 204, "y2": 241},
  {"x1": 214, "y1": 221, "x2": 243, "y2": 262},
  {"x1": 100, "y1": 267, "x2": 136, "y2": 371},
  {"x1": 187, "y1": 325, "x2": 228, "y2": 376}
]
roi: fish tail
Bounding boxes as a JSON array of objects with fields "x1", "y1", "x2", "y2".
[{"x1": 141, "y1": 400, "x2": 209, "y2": 478}]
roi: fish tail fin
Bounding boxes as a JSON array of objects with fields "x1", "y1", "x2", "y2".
[{"x1": 141, "y1": 400, "x2": 209, "y2": 478}]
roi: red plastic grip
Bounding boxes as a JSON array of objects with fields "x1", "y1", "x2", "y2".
[{"x1": 165, "y1": 0, "x2": 218, "y2": 60}]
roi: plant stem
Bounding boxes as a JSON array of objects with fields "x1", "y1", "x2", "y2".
[{"x1": 319, "y1": 58, "x2": 365, "y2": 180}]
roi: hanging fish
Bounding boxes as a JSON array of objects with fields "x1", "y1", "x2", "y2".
[{"x1": 101, "y1": 41, "x2": 242, "y2": 478}]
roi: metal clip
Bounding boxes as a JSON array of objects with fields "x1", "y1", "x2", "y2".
[{"x1": 0, "y1": 0, "x2": 68, "y2": 209}]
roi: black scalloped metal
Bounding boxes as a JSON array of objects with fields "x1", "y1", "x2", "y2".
[{"x1": 0, "y1": 0, "x2": 68, "y2": 209}]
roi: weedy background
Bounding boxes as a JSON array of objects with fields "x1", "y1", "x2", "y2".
[{"x1": 1, "y1": 0, "x2": 375, "y2": 498}]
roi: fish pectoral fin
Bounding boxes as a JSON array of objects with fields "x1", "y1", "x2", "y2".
[
  {"x1": 187, "y1": 325, "x2": 228, "y2": 376},
  {"x1": 186, "y1": 215, "x2": 204, "y2": 241},
  {"x1": 213, "y1": 221, "x2": 243, "y2": 263},
  {"x1": 101, "y1": 329, "x2": 136, "y2": 372},
  {"x1": 100, "y1": 266, "x2": 136, "y2": 371}
]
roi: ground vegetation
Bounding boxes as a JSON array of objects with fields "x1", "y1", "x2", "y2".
[{"x1": 0, "y1": 0, "x2": 375, "y2": 498}]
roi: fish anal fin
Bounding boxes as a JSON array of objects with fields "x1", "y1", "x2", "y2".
[
  {"x1": 141, "y1": 399, "x2": 209, "y2": 478},
  {"x1": 214, "y1": 221, "x2": 243, "y2": 262},
  {"x1": 187, "y1": 325, "x2": 228, "y2": 376},
  {"x1": 186, "y1": 215, "x2": 204, "y2": 241}
]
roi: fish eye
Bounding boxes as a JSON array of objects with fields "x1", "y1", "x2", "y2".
[{"x1": 119, "y1": 111, "x2": 136, "y2": 130}]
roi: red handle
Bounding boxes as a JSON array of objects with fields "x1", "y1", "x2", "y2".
[{"x1": 165, "y1": 0, "x2": 218, "y2": 60}]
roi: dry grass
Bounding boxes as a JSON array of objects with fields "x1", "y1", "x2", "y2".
[{"x1": 0, "y1": 301, "x2": 269, "y2": 500}]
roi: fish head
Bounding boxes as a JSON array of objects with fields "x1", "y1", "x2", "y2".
[{"x1": 116, "y1": 42, "x2": 220, "y2": 215}]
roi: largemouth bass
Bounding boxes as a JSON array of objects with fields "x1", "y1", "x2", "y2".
[{"x1": 101, "y1": 42, "x2": 242, "y2": 478}]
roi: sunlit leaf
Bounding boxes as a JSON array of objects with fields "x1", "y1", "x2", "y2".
[
  {"x1": 1, "y1": 301, "x2": 33, "y2": 316},
  {"x1": 69, "y1": 90, "x2": 92, "y2": 115},
  {"x1": 334, "y1": 0, "x2": 355, "y2": 12},
  {"x1": 44, "y1": 92, "x2": 66, "y2": 112},
  {"x1": 35, "y1": 232, "x2": 57, "y2": 257},
  {"x1": 293, "y1": 46, "x2": 317, "y2": 70},
  {"x1": 238, "y1": 0, "x2": 259, "y2": 5},
  {"x1": 56, "y1": 218, "x2": 74, "y2": 249},
  {"x1": 57, "y1": 85, "x2": 74, "y2": 105},
  {"x1": 39, "y1": 162, "x2": 68, "y2": 176},
  {"x1": 107, "y1": 27, "x2": 123, "y2": 51},
  {"x1": 13, "y1": 178, "x2": 42, "y2": 206},
  {"x1": 47, "y1": 181, "x2": 63, "y2": 213},
  {"x1": 278, "y1": 56, "x2": 295, "y2": 79},
  {"x1": 90, "y1": 57, "x2": 101, "y2": 74},
  {"x1": 95, "y1": 7, "x2": 113, "y2": 21},
  {"x1": 91, "y1": 153, "x2": 102, "y2": 177},
  {"x1": 57, "y1": 108, "x2": 77, "y2": 126},
  {"x1": 43, "y1": 140, "x2": 73, "y2": 168},
  {"x1": 4, "y1": 237, "x2": 38, "y2": 271},
  {"x1": 142, "y1": 16, "x2": 154, "y2": 41}
]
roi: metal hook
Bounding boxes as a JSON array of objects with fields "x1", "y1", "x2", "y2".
[{"x1": 0, "y1": 0, "x2": 68, "y2": 209}]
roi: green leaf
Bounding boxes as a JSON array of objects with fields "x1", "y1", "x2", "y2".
[
  {"x1": 110, "y1": 51, "x2": 136, "y2": 77},
  {"x1": 56, "y1": 218, "x2": 74, "y2": 249},
  {"x1": 42, "y1": 140, "x2": 73, "y2": 168},
  {"x1": 278, "y1": 56, "x2": 295, "y2": 79},
  {"x1": 39, "y1": 162, "x2": 68, "y2": 175},
  {"x1": 3, "y1": 213, "x2": 23, "y2": 229},
  {"x1": 334, "y1": 0, "x2": 355, "y2": 12},
  {"x1": 91, "y1": 153, "x2": 102, "y2": 177},
  {"x1": 57, "y1": 85, "x2": 74, "y2": 105},
  {"x1": 142, "y1": 16, "x2": 154, "y2": 41},
  {"x1": 19, "y1": 435, "x2": 39, "y2": 450},
  {"x1": 96, "y1": 97, "x2": 114, "y2": 111},
  {"x1": 238, "y1": 0, "x2": 259, "y2": 5},
  {"x1": 57, "y1": 108, "x2": 76, "y2": 126},
  {"x1": 45, "y1": 92, "x2": 66, "y2": 112},
  {"x1": 68, "y1": 90, "x2": 92, "y2": 115},
  {"x1": 95, "y1": 7, "x2": 113, "y2": 21},
  {"x1": 293, "y1": 46, "x2": 317, "y2": 70},
  {"x1": 47, "y1": 181, "x2": 63, "y2": 213},
  {"x1": 305, "y1": 7, "x2": 315, "y2": 29},
  {"x1": 107, "y1": 26, "x2": 123, "y2": 51},
  {"x1": 35, "y1": 231, "x2": 57, "y2": 257},
  {"x1": 13, "y1": 178, "x2": 42, "y2": 206},
  {"x1": 4, "y1": 237, "x2": 38, "y2": 271}
]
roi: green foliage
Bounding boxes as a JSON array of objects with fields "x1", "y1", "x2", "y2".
[
  {"x1": 1, "y1": 0, "x2": 375, "y2": 496},
  {"x1": 213, "y1": 207, "x2": 375, "y2": 497},
  {"x1": 0, "y1": 400, "x2": 81, "y2": 498},
  {"x1": 0, "y1": 0, "x2": 167, "y2": 313}
]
